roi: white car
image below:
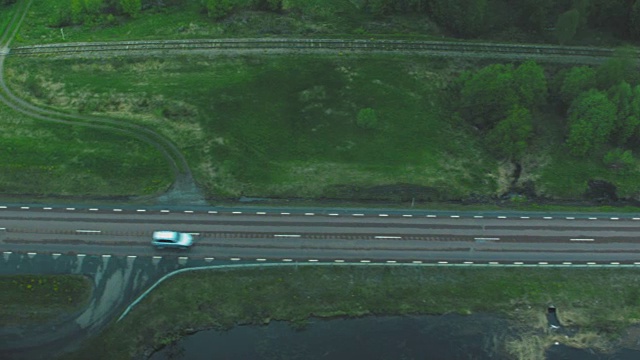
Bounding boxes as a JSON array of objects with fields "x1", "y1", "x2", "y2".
[{"x1": 152, "y1": 231, "x2": 193, "y2": 249}]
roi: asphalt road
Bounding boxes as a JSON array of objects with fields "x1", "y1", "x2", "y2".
[{"x1": 2, "y1": 205, "x2": 640, "y2": 264}]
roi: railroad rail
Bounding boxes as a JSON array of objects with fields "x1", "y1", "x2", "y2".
[{"x1": 7, "y1": 38, "x2": 624, "y2": 59}]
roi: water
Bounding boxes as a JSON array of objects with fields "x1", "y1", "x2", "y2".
[{"x1": 150, "y1": 314, "x2": 512, "y2": 360}]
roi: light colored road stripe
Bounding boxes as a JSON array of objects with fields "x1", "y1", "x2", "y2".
[
  {"x1": 257, "y1": 212, "x2": 266, "y2": 215},
  {"x1": 52, "y1": 253, "x2": 61, "y2": 257},
  {"x1": 308, "y1": 259, "x2": 319, "y2": 262},
  {"x1": 102, "y1": 254, "x2": 111, "y2": 258},
  {"x1": 66, "y1": 207, "x2": 75, "y2": 211},
  {"x1": 402, "y1": 214, "x2": 413, "y2": 217},
  {"x1": 230, "y1": 257, "x2": 241, "y2": 261},
  {"x1": 208, "y1": 211, "x2": 217, "y2": 214},
  {"x1": 498, "y1": 216, "x2": 506, "y2": 219},
  {"x1": 0, "y1": 228, "x2": 5, "y2": 231},
  {"x1": 514, "y1": 262, "x2": 524, "y2": 265},
  {"x1": 438, "y1": 261, "x2": 448, "y2": 264},
  {"x1": 335, "y1": 259, "x2": 345, "y2": 263},
  {"x1": 274, "y1": 234, "x2": 301, "y2": 238},
  {"x1": 450, "y1": 215, "x2": 460, "y2": 218},
  {"x1": 473, "y1": 215, "x2": 483, "y2": 219},
  {"x1": 379, "y1": 214, "x2": 389, "y2": 217},
  {"x1": 353, "y1": 213, "x2": 364, "y2": 216},
  {"x1": 232, "y1": 211, "x2": 242, "y2": 214},
  {"x1": 563, "y1": 262, "x2": 572, "y2": 265},
  {"x1": 89, "y1": 208, "x2": 99, "y2": 211},
  {"x1": 77, "y1": 254, "x2": 86, "y2": 257},
  {"x1": 489, "y1": 261, "x2": 499, "y2": 265},
  {"x1": 611, "y1": 217, "x2": 619, "y2": 220},
  {"x1": 589, "y1": 217, "x2": 597, "y2": 220},
  {"x1": 281, "y1": 212, "x2": 290, "y2": 215},
  {"x1": 570, "y1": 238, "x2": 594, "y2": 242},
  {"x1": 184, "y1": 210, "x2": 194, "y2": 214},
  {"x1": 634, "y1": 262, "x2": 640, "y2": 265},
  {"x1": 160, "y1": 210, "x2": 170, "y2": 213},
  {"x1": 153, "y1": 256, "x2": 162, "y2": 259},
  {"x1": 27, "y1": 252, "x2": 36, "y2": 256},
  {"x1": 113, "y1": 209, "x2": 122, "y2": 212},
  {"x1": 386, "y1": 260, "x2": 397, "y2": 263},
  {"x1": 3, "y1": 251, "x2": 11, "y2": 255},
  {"x1": 136, "y1": 209, "x2": 146, "y2": 212},
  {"x1": 375, "y1": 236, "x2": 402, "y2": 239},
  {"x1": 127, "y1": 255, "x2": 136, "y2": 259},
  {"x1": 76, "y1": 230, "x2": 101, "y2": 233},
  {"x1": 427, "y1": 215, "x2": 437, "y2": 218},
  {"x1": 305, "y1": 213, "x2": 315, "y2": 216},
  {"x1": 633, "y1": 218, "x2": 640, "y2": 220},
  {"x1": 610, "y1": 262, "x2": 620, "y2": 265},
  {"x1": 474, "y1": 237, "x2": 500, "y2": 241},
  {"x1": 587, "y1": 262, "x2": 597, "y2": 265},
  {"x1": 520, "y1": 216, "x2": 530, "y2": 219},
  {"x1": 360, "y1": 260, "x2": 371, "y2": 263},
  {"x1": 20, "y1": 206, "x2": 29, "y2": 209},
  {"x1": 178, "y1": 256, "x2": 188, "y2": 261},
  {"x1": 256, "y1": 258, "x2": 266, "y2": 261},
  {"x1": 329, "y1": 213, "x2": 339, "y2": 216},
  {"x1": 543, "y1": 217, "x2": 552, "y2": 219},
  {"x1": 0, "y1": 206, "x2": 6, "y2": 209},
  {"x1": 204, "y1": 257, "x2": 214, "y2": 261},
  {"x1": 538, "y1": 262, "x2": 548, "y2": 265},
  {"x1": 412, "y1": 260, "x2": 422, "y2": 264},
  {"x1": 464, "y1": 261, "x2": 474, "y2": 264},
  {"x1": 282, "y1": 259, "x2": 293, "y2": 262},
  {"x1": 43, "y1": 207, "x2": 52, "y2": 210},
  {"x1": 566, "y1": 217, "x2": 575, "y2": 220}
]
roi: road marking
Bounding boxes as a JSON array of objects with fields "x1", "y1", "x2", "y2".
[
  {"x1": 513, "y1": 262, "x2": 524, "y2": 265},
  {"x1": 402, "y1": 214, "x2": 413, "y2": 217},
  {"x1": 27, "y1": 252, "x2": 36, "y2": 258},
  {"x1": 473, "y1": 215, "x2": 483, "y2": 219},
  {"x1": 102, "y1": 254, "x2": 111, "y2": 258},
  {"x1": 43, "y1": 207, "x2": 52, "y2": 210},
  {"x1": 127, "y1": 255, "x2": 136, "y2": 259},
  {"x1": 450, "y1": 215, "x2": 460, "y2": 218},
  {"x1": 635, "y1": 262, "x2": 640, "y2": 265},
  {"x1": 587, "y1": 262, "x2": 597, "y2": 265},
  {"x1": 610, "y1": 262, "x2": 620, "y2": 265},
  {"x1": 256, "y1": 258, "x2": 266, "y2": 261},
  {"x1": 113, "y1": 209, "x2": 122, "y2": 212},
  {"x1": 77, "y1": 254, "x2": 86, "y2": 257},
  {"x1": 0, "y1": 228, "x2": 5, "y2": 231},
  {"x1": 498, "y1": 216, "x2": 507, "y2": 219},
  {"x1": 66, "y1": 207, "x2": 75, "y2": 211},
  {"x1": 281, "y1": 212, "x2": 290, "y2": 215},
  {"x1": 566, "y1": 217, "x2": 575, "y2": 220},
  {"x1": 153, "y1": 256, "x2": 162, "y2": 259},
  {"x1": 379, "y1": 214, "x2": 389, "y2": 217},
  {"x1": 0, "y1": 206, "x2": 6, "y2": 209},
  {"x1": 611, "y1": 217, "x2": 619, "y2": 220},
  {"x1": 204, "y1": 257, "x2": 214, "y2": 262},
  {"x1": 232, "y1": 211, "x2": 242, "y2": 214},
  {"x1": 353, "y1": 213, "x2": 364, "y2": 216},
  {"x1": 305, "y1": 213, "x2": 315, "y2": 216},
  {"x1": 328, "y1": 213, "x2": 339, "y2": 216},
  {"x1": 588, "y1": 217, "x2": 597, "y2": 220},
  {"x1": 543, "y1": 217, "x2": 552, "y2": 219},
  {"x1": 3, "y1": 251, "x2": 11, "y2": 255},
  {"x1": 256, "y1": 212, "x2": 266, "y2": 215},
  {"x1": 76, "y1": 230, "x2": 101, "y2": 233},
  {"x1": 538, "y1": 262, "x2": 548, "y2": 265},
  {"x1": 184, "y1": 210, "x2": 194, "y2": 214},
  {"x1": 386, "y1": 260, "x2": 397, "y2": 263},
  {"x1": 563, "y1": 262, "x2": 572, "y2": 265},
  {"x1": 360, "y1": 260, "x2": 371, "y2": 263},
  {"x1": 136, "y1": 209, "x2": 146, "y2": 212},
  {"x1": 570, "y1": 238, "x2": 594, "y2": 242},
  {"x1": 489, "y1": 261, "x2": 499, "y2": 265},
  {"x1": 375, "y1": 236, "x2": 402, "y2": 239},
  {"x1": 335, "y1": 259, "x2": 345, "y2": 263},
  {"x1": 161, "y1": 210, "x2": 170, "y2": 213},
  {"x1": 520, "y1": 216, "x2": 530, "y2": 219},
  {"x1": 464, "y1": 261, "x2": 474, "y2": 264},
  {"x1": 208, "y1": 211, "x2": 217, "y2": 214},
  {"x1": 427, "y1": 215, "x2": 437, "y2": 218},
  {"x1": 178, "y1": 256, "x2": 188, "y2": 260},
  {"x1": 230, "y1": 257, "x2": 241, "y2": 261},
  {"x1": 20, "y1": 206, "x2": 29, "y2": 209},
  {"x1": 274, "y1": 234, "x2": 301, "y2": 238},
  {"x1": 633, "y1": 218, "x2": 640, "y2": 220},
  {"x1": 308, "y1": 259, "x2": 319, "y2": 262},
  {"x1": 89, "y1": 208, "x2": 99, "y2": 211},
  {"x1": 52, "y1": 253, "x2": 61, "y2": 257},
  {"x1": 474, "y1": 237, "x2": 500, "y2": 241},
  {"x1": 412, "y1": 260, "x2": 422, "y2": 264},
  {"x1": 438, "y1": 261, "x2": 448, "y2": 264},
  {"x1": 282, "y1": 259, "x2": 293, "y2": 262}
]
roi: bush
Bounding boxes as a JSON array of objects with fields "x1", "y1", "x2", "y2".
[{"x1": 356, "y1": 108, "x2": 378, "y2": 129}]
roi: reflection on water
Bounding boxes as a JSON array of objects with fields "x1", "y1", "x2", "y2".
[{"x1": 150, "y1": 314, "x2": 512, "y2": 360}]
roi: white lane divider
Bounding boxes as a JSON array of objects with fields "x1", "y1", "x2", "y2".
[
  {"x1": 610, "y1": 262, "x2": 620, "y2": 265},
  {"x1": 489, "y1": 261, "x2": 499, "y2": 265},
  {"x1": 161, "y1": 210, "x2": 170, "y2": 213},
  {"x1": 438, "y1": 261, "x2": 448, "y2": 264},
  {"x1": 412, "y1": 260, "x2": 422, "y2": 264},
  {"x1": 587, "y1": 262, "x2": 597, "y2": 265},
  {"x1": 282, "y1": 259, "x2": 293, "y2": 262},
  {"x1": 360, "y1": 260, "x2": 371, "y2": 263},
  {"x1": 256, "y1": 212, "x2": 266, "y2": 215},
  {"x1": 308, "y1": 259, "x2": 318, "y2": 262},
  {"x1": 102, "y1": 254, "x2": 111, "y2": 258},
  {"x1": 379, "y1": 214, "x2": 389, "y2": 217},
  {"x1": 513, "y1": 262, "x2": 523, "y2": 265},
  {"x1": 184, "y1": 210, "x2": 194, "y2": 214},
  {"x1": 450, "y1": 215, "x2": 460, "y2": 218},
  {"x1": 136, "y1": 209, "x2": 146, "y2": 212},
  {"x1": 204, "y1": 257, "x2": 214, "y2": 262},
  {"x1": 427, "y1": 215, "x2": 437, "y2": 218},
  {"x1": 473, "y1": 215, "x2": 483, "y2": 219},
  {"x1": 375, "y1": 236, "x2": 402, "y2": 239},
  {"x1": 543, "y1": 217, "x2": 553, "y2": 219},
  {"x1": 305, "y1": 213, "x2": 315, "y2": 216},
  {"x1": 127, "y1": 255, "x2": 136, "y2": 259},
  {"x1": 334, "y1": 259, "x2": 345, "y2": 263},
  {"x1": 566, "y1": 217, "x2": 575, "y2": 220},
  {"x1": 0, "y1": 228, "x2": 6, "y2": 231},
  {"x1": 232, "y1": 211, "x2": 242, "y2": 214},
  {"x1": 588, "y1": 217, "x2": 597, "y2": 220},
  {"x1": 329, "y1": 213, "x2": 339, "y2": 216},
  {"x1": 633, "y1": 218, "x2": 640, "y2": 220},
  {"x1": 563, "y1": 262, "x2": 572, "y2": 265},
  {"x1": 498, "y1": 216, "x2": 506, "y2": 219},
  {"x1": 386, "y1": 260, "x2": 397, "y2": 263},
  {"x1": 0, "y1": 206, "x2": 6, "y2": 209},
  {"x1": 89, "y1": 208, "x2": 99, "y2": 211},
  {"x1": 464, "y1": 261, "x2": 474, "y2": 264},
  {"x1": 611, "y1": 217, "x2": 619, "y2": 220},
  {"x1": 187, "y1": 233, "x2": 200, "y2": 236},
  {"x1": 274, "y1": 234, "x2": 301, "y2": 238},
  {"x1": 353, "y1": 214, "x2": 364, "y2": 217},
  {"x1": 208, "y1": 211, "x2": 217, "y2": 214},
  {"x1": 520, "y1": 216, "x2": 530, "y2": 219},
  {"x1": 538, "y1": 262, "x2": 548, "y2": 265},
  {"x1": 20, "y1": 206, "x2": 29, "y2": 209},
  {"x1": 66, "y1": 207, "x2": 75, "y2": 211},
  {"x1": 43, "y1": 207, "x2": 52, "y2": 210},
  {"x1": 77, "y1": 254, "x2": 86, "y2": 257},
  {"x1": 281, "y1": 212, "x2": 290, "y2": 215},
  {"x1": 402, "y1": 214, "x2": 413, "y2": 217},
  {"x1": 474, "y1": 237, "x2": 500, "y2": 241},
  {"x1": 230, "y1": 257, "x2": 241, "y2": 261},
  {"x1": 113, "y1": 209, "x2": 122, "y2": 212},
  {"x1": 570, "y1": 238, "x2": 594, "y2": 242},
  {"x1": 76, "y1": 230, "x2": 101, "y2": 233},
  {"x1": 256, "y1": 258, "x2": 266, "y2": 261}
]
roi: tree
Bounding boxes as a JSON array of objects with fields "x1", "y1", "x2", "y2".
[
  {"x1": 595, "y1": 48, "x2": 638, "y2": 90},
  {"x1": 556, "y1": 9, "x2": 579, "y2": 45},
  {"x1": 356, "y1": 108, "x2": 378, "y2": 129},
  {"x1": 513, "y1": 60, "x2": 548, "y2": 110},
  {"x1": 459, "y1": 64, "x2": 517, "y2": 129},
  {"x1": 486, "y1": 106, "x2": 533, "y2": 160},
  {"x1": 204, "y1": 0, "x2": 232, "y2": 19},
  {"x1": 603, "y1": 148, "x2": 634, "y2": 172},
  {"x1": 631, "y1": 0, "x2": 640, "y2": 40},
  {"x1": 560, "y1": 66, "x2": 596, "y2": 105},
  {"x1": 119, "y1": 0, "x2": 141, "y2": 17},
  {"x1": 607, "y1": 81, "x2": 640, "y2": 145},
  {"x1": 429, "y1": 0, "x2": 488, "y2": 37},
  {"x1": 567, "y1": 89, "x2": 617, "y2": 156}
]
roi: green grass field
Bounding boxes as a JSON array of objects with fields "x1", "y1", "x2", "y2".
[
  {"x1": 5, "y1": 54, "x2": 499, "y2": 199},
  {"x1": 0, "y1": 274, "x2": 92, "y2": 326},
  {"x1": 0, "y1": 103, "x2": 172, "y2": 197},
  {"x1": 64, "y1": 266, "x2": 640, "y2": 360}
]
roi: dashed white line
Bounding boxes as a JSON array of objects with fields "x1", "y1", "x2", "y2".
[
  {"x1": 153, "y1": 256, "x2": 162, "y2": 260},
  {"x1": 562, "y1": 262, "x2": 572, "y2": 265},
  {"x1": 543, "y1": 217, "x2": 553, "y2": 219},
  {"x1": 565, "y1": 217, "x2": 575, "y2": 220},
  {"x1": 386, "y1": 260, "x2": 397, "y2": 263},
  {"x1": 282, "y1": 259, "x2": 293, "y2": 262},
  {"x1": 513, "y1": 262, "x2": 524, "y2": 265},
  {"x1": 77, "y1": 254, "x2": 86, "y2": 257},
  {"x1": 66, "y1": 207, "x2": 75, "y2": 211},
  {"x1": 89, "y1": 208, "x2": 99, "y2": 211},
  {"x1": 232, "y1": 211, "x2": 242, "y2": 214},
  {"x1": 463, "y1": 261, "x2": 474, "y2": 264},
  {"x1": 308, "y1": 259, "x2": 319, "y2": 262},
  {"x1": 353, "y1": 213, "x2": 364, "y2": 216},
  {"x1": 438, "y1": 261, "x2": 448, "y2": 264},
  {"x1": 329, "y1": 213, "x2": 339, "y2": 216},
  {"x1": 379, "y1": 214, "x2": 389, "y2": 217},
  {"x1": 0, "y1": 206, "x2": 6, "y2": 209},
  {"x1": 187, "y1": 232, "x2": 200, "y2": 236},
  {"x1": 52, "y1": 253, "x2": 61, "y2": 257},
  {"x1": 256, "y1": 258, "x2": 266, "y2": 261},
  {"x1": 538, "y1": 262, "x2": 548, "y2": 265},
  {"x1": 178, "y1": 256, "x2": 188, "y2": 261},
  {"x1": 281, "y1": 212, "x2": 290, "y2": 215},
  {"x1": 184, "y1": 210, "x2": 194, "y2": 214},
  {"x1": 43, "y1": 207, "x2": 52, "y2": 210},
  {"x1": 412, "y1": 260, "x2": 422, "y2": 264},
  {"x1": 634, "y1": 262, "x2": 640, "y2": 265},
  {"x1": 274, "y1": 234, "x2": 301, "y2": 238},
  {"x1": 3, "y1": 251, "x2": 11, "y2": 255},
  {"x1": 113, "y1": 209, "x2": 122, "y2": 212},
  {"x1": 136, "y1": 209, "x2": 146, "y2": 212},
  {"x1": 520, "y1": 216, "x2": 530, "y2": 219},
  {"x1": 76, "y1": 230, "x2": 101, "y2": 233},
  {"x1": 207, "y1": 211, "x2": 217, "y2": 214},
  {"x1": 160, "y1": 210, "x2": 170, "y2": 213},
  {"x1": 570, "y1": 238, "x2": 594, "y2": 242},
  {"x1": 611, "y1": 217, "x2": 619, "y2": 220},
  {"x1": 334, "y1": 259, "x2": 345, "y2": 263},
  {"x1": 305, "y1": 213, "x2": 315, "y2": 216},
  {"x1": 204, "y1": 257, "x2": 214, "y2": 261},
  {"x1": 633, "y1": 218, "x2": 640, "y2": 220},
  {"x1": 610, "y1": 262, "x2": 620, "y2": 265},
  {"x1": 256, "y1": 212, "x2": 266, "y2": 215},
  {"x1": 450, "y1": 215, "x2": 460, "y2": 218},
  {"x1": 402, "y1": 214, "x2": 413, "y2": 217},
  {"x1": 473, "y1": 215, "x2": 483, "y2": 219},
  {"x1": 498, "y1": 216, "x2": 507, "y2": 219},
  {"x1": 427, "y1": 215, "x2": 437, "y2": 218},
  {"x1": 587, "y1": 262, "x2": 597, "y2": 265},
  {"x1": 0, "y1": 228, "x2": 5, "y2": 231},
  {"x1": 360, "y1": 260, "x2": 371, "y2": 263},
  {"x1": 27, "y1": 252, "x2": 36, "y2": 256},
  {"x1": 102, "y1": 254, "x2": 111, "y2": 258},
  {"x1": 588, "y1": 217, "x2": 597, "y2": 220},
  {"x1": 489, "y1": 261, "x2": 499, "y2": 265},
  {"x1": 230, "y1": 257, "x2": 241, "y2": 261},
  {"x1": 374, "y1": 236, "x2": 402, "y2": 239},
  {"x1": 474, "y1": 237, "x2": 500, "y2": 241},
  {"x1": 127, "y1": 255, "x2": 136, "y2": 259},
  {"x1": 20, "y1": 206, "x2": 29, "y2": 209}
]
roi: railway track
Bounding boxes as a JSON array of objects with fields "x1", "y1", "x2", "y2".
[{"x1": 8, "y1": 38, "x2": 623, "y2": 59}]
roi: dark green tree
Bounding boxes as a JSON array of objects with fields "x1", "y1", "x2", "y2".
[
  {"x1": 603, "y1": 148, "x2": 634, "y2": 172},
  {"x1": 560, "y1": 66, "x2": 597, "y2": 105},
  {"x1": 204, "y1": 0, "x2": 232, "y2": 19},
  {"x1": 119, "y1": 0, "x2": 141, "y2": 17},
  {"x1": 631, "y1": 0, "x2": 640, "y2": 40},
  {"x1": 607, "y1": 81, "x2": 640, "y2": 145},
  {"x1": 459, "y1": 64, "x2": 517, "y2": 129},
  {"x1": 430, "y1": 0, "x2": 488, "y2": 37},
  {"x1": 556, "y1": 9, "x2": 579, "y2": 44},
  {"x1": 486, "y1": 106, "x2": 533, "y2": 160},
  {"x1": 567, "y1": 89, "x2": 617, "y2": 156},
  {"x1": 513, "y1": 60, "x2": 548, "y2": 110},
  {"x1": 595, "y1": 48, "x2": 638, "y2": 90}
]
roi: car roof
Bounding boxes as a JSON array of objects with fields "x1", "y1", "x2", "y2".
[{"x1": 153, "y1": 231, "x2": 179, "y2": 240}]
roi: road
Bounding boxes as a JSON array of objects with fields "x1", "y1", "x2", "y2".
[{"x1": 2, "y1": 205, "x2": 640, "y2": 265}]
